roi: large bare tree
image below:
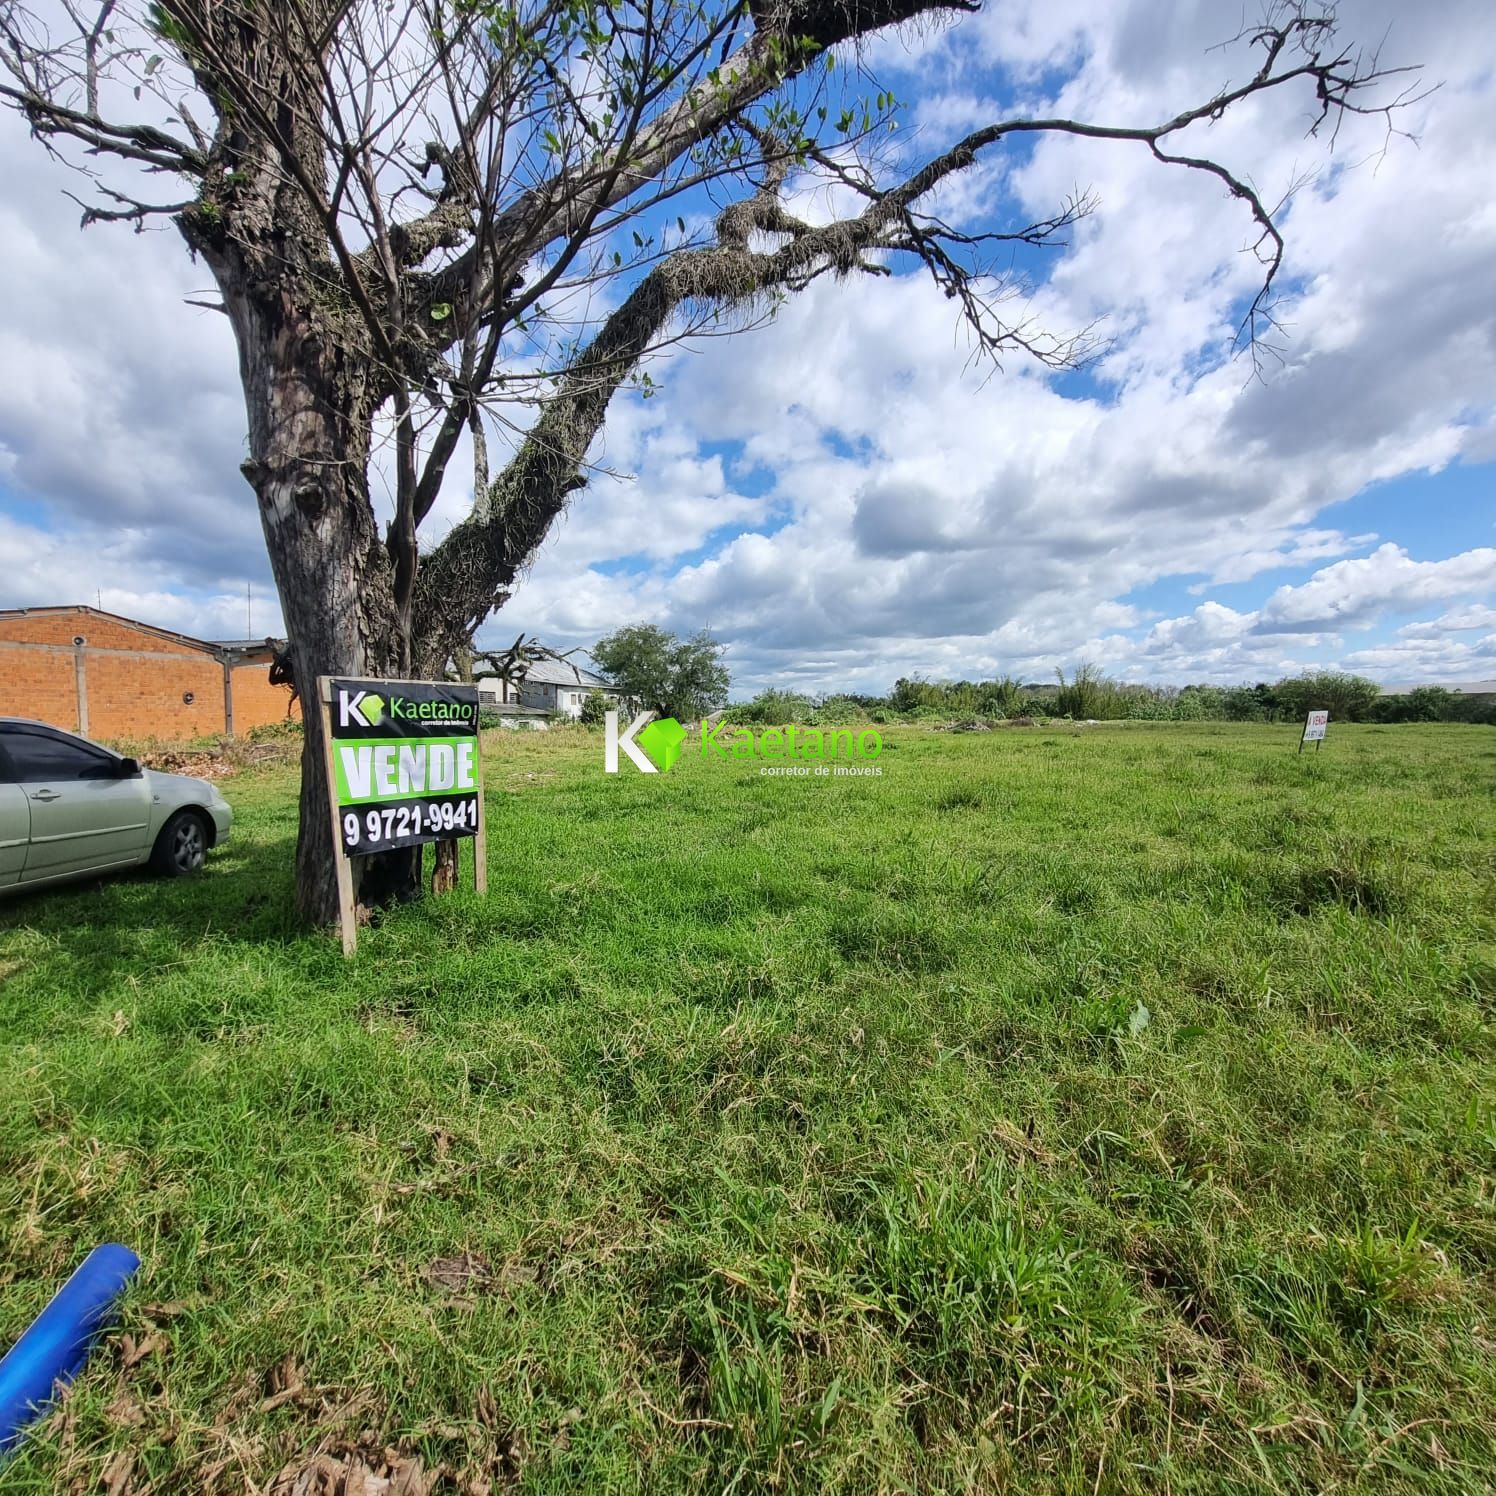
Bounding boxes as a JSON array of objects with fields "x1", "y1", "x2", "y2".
[{"x1": 0, "y1": 0, "x2": 1413, "y2": 922}]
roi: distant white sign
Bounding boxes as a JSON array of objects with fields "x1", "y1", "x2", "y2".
[{"x1": 1302, "y1": 710, "x2": 1329, "y2": 743}]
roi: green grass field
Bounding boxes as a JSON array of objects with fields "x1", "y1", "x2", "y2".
[{"x1": 1, "y1": 723, "x2": 1492, "y2": 1492}]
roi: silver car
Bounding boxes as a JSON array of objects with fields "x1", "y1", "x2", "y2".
[{"x1": 0, "y1": 718, "x2": 232, "y2": 893}]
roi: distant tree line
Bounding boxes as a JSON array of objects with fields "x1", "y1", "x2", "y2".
[
  {"x1": 565, "y1": 630, "x2": 1491, "y2": 728},
  {"x1": 731, "y1": 668, "x2": 1495, "y2": 727}
]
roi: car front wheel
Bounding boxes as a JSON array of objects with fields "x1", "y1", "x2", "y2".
[{"x1": 151, "y1": 809, "x2": 210, "y2": 878}]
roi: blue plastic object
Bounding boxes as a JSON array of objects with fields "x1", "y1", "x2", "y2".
[{"x1": 0, "y1": 1244, "x2": 140, "y2": 1455}]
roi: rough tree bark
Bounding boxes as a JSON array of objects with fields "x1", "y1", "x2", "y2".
[{"x1": 165, "y1": 9, "x2": 411, "y2": 922}]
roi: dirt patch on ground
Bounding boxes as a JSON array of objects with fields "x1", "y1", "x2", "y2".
[
  {"x1": 943, "y1": 716, "x2": 1041, "y2": 732},
  {"x1": 137, "y1": 739, "x2": 299, "y2": 781},
  {"x1": 423, "y1": 1253, "x2": 494, "y2": 1294},
  {"x1": 422, "y1": 1253, "x2": 541, "y2": 1308}
]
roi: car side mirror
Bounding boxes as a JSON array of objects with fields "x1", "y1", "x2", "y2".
[{"x1": 116, "y1": 757, "x2": 142, "y2": 777}]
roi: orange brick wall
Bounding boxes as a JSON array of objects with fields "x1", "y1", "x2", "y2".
[
  {"x1": 229, "y1": 661, "x2": 301, "y2": 732},
  {"x1": 0, "y1": 607, "x2": 296, "y2": 743},
  {"x1": 0, "y1": 645, "x2": 80, "y2": 731},
  {"x1": 82, "y1": 652, "x2": 227, "y2": 742}
]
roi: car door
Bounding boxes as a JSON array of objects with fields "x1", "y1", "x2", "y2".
[
  {"x1": 0, "y1": 726, "x2": 154, "y2": 882},
  {"x1": 0, "y1": 771, "x2": 26, "y2": 885}
]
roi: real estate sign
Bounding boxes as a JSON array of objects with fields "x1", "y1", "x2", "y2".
[
  {"x1": 326, "y1": 679, "x2": 482, "y2": 854},
  {"x1": 1302, "y1": 710, "x2": 1329, "y2": 742},
  {"x1": 1300, "y1": 709, "x2": 1329, "y2": 749}
]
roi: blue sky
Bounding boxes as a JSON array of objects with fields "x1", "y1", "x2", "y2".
[{"x1": 0, "y1": 0, "x2": 1492, "y2": 696}]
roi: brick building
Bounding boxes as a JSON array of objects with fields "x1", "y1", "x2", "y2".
[{"x1": 0, "y1": 605, "x2": 299, "y2": 743}]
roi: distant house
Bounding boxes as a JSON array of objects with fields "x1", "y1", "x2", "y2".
[
  {"x1": 474, "y1": 674, "x2": 521, "y2": 706},
  {"x1": 513, "y1": 658, "x2": 627, "y2": 719}
]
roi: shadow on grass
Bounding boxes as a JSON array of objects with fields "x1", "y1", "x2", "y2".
[{"x1": 0, "y1": 831, "x2": 306, "y2": 1013}]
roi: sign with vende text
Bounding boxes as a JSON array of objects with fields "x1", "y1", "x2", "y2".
[
  {"x1": 327, "y1": 678, "x2": 482, "y2": 855},
  {"x1": 1301, "y1": 710, "x2": 1329, "y2": 744}
]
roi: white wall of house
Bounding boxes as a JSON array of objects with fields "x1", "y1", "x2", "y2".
[{"x1": 518, "y1": 681, "x2": 621, "y2": 718}]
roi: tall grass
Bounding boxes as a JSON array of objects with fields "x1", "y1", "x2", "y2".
[{"x1": 0, "y1": 723, "x2": 1492, "y2": 1491}]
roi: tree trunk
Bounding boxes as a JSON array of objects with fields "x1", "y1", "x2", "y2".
[
  {"x1": 431, "y1": 838, "x2": 459, "y2": 895},
  {"x1": 221, "y1": 270, "x2": 408, "y2": 924}
]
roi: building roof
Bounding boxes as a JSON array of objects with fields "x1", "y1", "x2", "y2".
[
  {"x1": 210, "y1": 637, "x2": 284, "y2": 656},
  {"x1": 0, "y1": 603, "x2": 221, "y2": 654},
  {"x1": 519, "y1": 657, "x2": 617, "y2": 689},
  {"x1": 0, "y1": 606, "x2": 288, "y2": 663}
]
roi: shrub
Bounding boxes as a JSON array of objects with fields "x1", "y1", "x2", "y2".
[
  {"x1": 974, "y1": 677, "x2": 1025, "y2": 717},
  {"x1": 1124, "y1": 693, "x2": 1176, "y2": 721},
  {"x1": 1220, "y1": 685, "x2": 1272, "y2": 722},
  {"x1": 1273, "y1": 671, "x2": 1381, "y2": 723},
  {"x1": 1451, "y1": 695, "x2": 1496, "y2": 725},
  {"x1": 735, "y1": 689, "x2": 816, "y2": 725},
  {"x1": 246, "y1": 718, "x2": 303, "y2": 741},
  {"x1": 1054, "y1": 664, "x2": 1129, "y2": 720},
  {"x1": 814, "y1": 694, "x2": 872, "y2": 725},
  {"x1": 579, "y1": 689, "x2": 609, "y2": 727}
]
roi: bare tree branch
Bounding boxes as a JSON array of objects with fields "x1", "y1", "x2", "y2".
[
  {"x1": 0, "y1": 78, "x2": 205, "y2": 169},
  {"x1": 412, "y1": 9, "x2": 1415, "y2": 660}
]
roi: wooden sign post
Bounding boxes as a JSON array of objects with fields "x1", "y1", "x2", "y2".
[
  {"x1": 1299, "y1": 709, "x2": 1329, "y2": 754},
  {"x1": 317, "y1": 676, "x2": 487, "y2": 955}
]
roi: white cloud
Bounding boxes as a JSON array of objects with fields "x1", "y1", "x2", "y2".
[
  {"x1": 2, "y1": 0, "x2": 1494, "y2": 694},
  {"x1": 0, "y1": 512, "x2": 284, "y2": 641},
  {"x1": 1340, "y1": 632, "x2": 1496, "y2": 683},
  {"x1": 1256, "y1": 544, "x2": 1496, "y2": 632},
  {"x1": 1399, "y1": 603, "x2": 1496, "y2": 638}
]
